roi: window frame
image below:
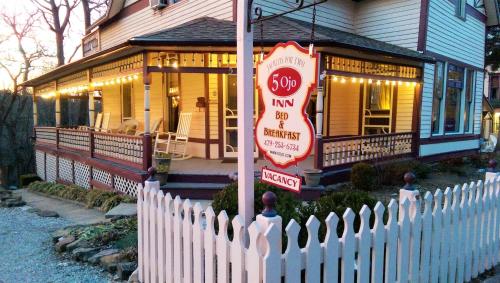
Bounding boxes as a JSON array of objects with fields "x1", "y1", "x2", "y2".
[
  {"x1": 121, "y1": 82, "x2": 134, "y2": 121},
  {"x1": 464, "y1": 69, "x2": 475, "y2": 133},
  {"x1": 444, "y1": 64, "x2": 465, "y2": 134},
  {"x1": 431, "y1": 61, "x2": 446, "y2": 134},
  {"x1": 456, "y1": 0, "x2": 467, "y2": 19}
]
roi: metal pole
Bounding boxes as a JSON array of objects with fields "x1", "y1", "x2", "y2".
[{"x1": 237, "y1": 0, "x2": 254, "y2": 229}]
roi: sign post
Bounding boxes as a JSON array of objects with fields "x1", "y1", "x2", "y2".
[{"x1": 236, "y1": 0, "x2": 254, "y2": 229}]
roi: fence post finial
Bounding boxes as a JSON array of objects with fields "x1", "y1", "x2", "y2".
[
  {"x1": 147, "y1": 167, "x2": 157, "y2": 182},
  {"x1": 262, "y1": 191, "x2": 277, "y2": 217}
]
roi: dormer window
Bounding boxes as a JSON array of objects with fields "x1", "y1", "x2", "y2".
[
  {"x1": 456, "y1": 0, "x2": 466, "y2": 19},
  {"x1": 150, "y1": 0, "x2": 167, "y2": 10}
]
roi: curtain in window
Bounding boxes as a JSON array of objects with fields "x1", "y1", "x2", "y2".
[{"x1": 368, "y1": 84, "x2": 391, "y2": 110}]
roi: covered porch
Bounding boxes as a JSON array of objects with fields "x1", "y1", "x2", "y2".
[{"x1": 27, "y1": 17, "x2": 429, "y2": 196}]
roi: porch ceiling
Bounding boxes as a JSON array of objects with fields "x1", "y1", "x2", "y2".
[{"x1": 129, "y1": 16, "x2": 434, "y2": 63}]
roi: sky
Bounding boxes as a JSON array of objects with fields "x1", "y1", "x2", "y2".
[{"x1": 0, "y1": 0, "x2": 88, "y2": 90}]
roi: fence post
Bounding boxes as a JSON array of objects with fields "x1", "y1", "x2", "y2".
[
  {"x1": 399, "y1": 172, "x2": 420, "y2": 220},
  {"x1": 256, "y1": 191, "x2": 282, "y2": 283},
  {"x1": 485, "y1": 159, "x2": 498, "y2": 183}
]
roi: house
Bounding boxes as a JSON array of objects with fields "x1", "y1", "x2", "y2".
[{"x1": 24, "y1": 0, "x2": 494, "y2": 198}]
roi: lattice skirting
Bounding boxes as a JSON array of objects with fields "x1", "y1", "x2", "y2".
[
  {"x1": 45, "y1": 154, "x2": 57, "y2": 183},
  {"x1": 35, "y1": 150, "x2": 45, "y2": 181},
  {"x1": 58, "y1": 158, "x2": 73, "y2": 183},
  {"x1": 92, "y1": 168, "x2": 113, "y2": 187},
  {"x1": 74, "y1": 162, "x2": 90, "y2": 189},
  {"x1": 114, "y1": 176, "x2": 139, "y2": 197}
]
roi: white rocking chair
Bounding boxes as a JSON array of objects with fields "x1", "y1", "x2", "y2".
[
  {"x1": 154, "y1": 112, "x2": 192, "y2": 160},
  {"x1": 78, "y1": 112, "x2": 103, "y2": 131}
]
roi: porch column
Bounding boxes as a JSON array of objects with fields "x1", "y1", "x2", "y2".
[
  {"x1": 143, "y1": 80, "x2": 152, "y2": 171},
  {"x1": 314, "y1": 55, "x2": 325, "y2": 170},
  {"x1": 33, "y1": 95, "x2": 38, "y2": 127},
  {"x1": 236, "y1": 0, "x2": 254, "y2": 229},
  {"x1": 89, "y1": 91, "x2": 95, "y2": 127},
  {"x1": 55, "y1": 92, "x2": 61, "y2": 127}
]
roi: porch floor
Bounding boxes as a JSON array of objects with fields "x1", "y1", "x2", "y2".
[{"x1": 169, "y1": 156, "x2": 316, "y2": 176}]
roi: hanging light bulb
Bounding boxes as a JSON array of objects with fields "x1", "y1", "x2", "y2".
[
  {"x1": 406, "y1": 81, "x2": 410, "y2": 86},
  {"x1": 368, "y1": 79, "x2": 373, "y2": 84},
  {"x1": 359, "y1": 78, "x2": 364, "y2": 83},
  {"x1": 398, "y1": 81, "x2": 402, "y2": 86},
  {"x1": 333, "y1": 76, "x2": 338, "y2": 82},
  {"x1": 385, "y1": 80, "x2": 390, "y2": 85},
  {"x1": 133, "y1": 74, "x2": 139, "y2": 80},
  {"x1": 376, "y1": 80, "x2": 381, "y2": 85},
  {"x1": 351, "y1": 77, "x2": 357, "y2": 83},
  {"x1": 341, "y1": 77, "x2": 346, "y2": 84},
  {"x1": 391, "y1": 81, "x2": 396, "y2": 85},
  {"x1": 412, "y1": 82, "x2": 417, "y2": 87}
]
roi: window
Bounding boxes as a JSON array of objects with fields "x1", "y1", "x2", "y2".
[
  {"x1": 166, "y1": 73, "x2": 180, "y2": 132},
  {"x1": 432, "y1": 62, "x2": 445, "y2": 134},
  {"x1": 122, "y1": 82, "x2": 133, "y2": 120},
  {"x1": 445, "y1": 64, "x2": 464, "y2": 133},
  {"x1": 464, "y1": 69, "x2": 475, "y2": 132},
  {"x1": 456, "y1": 0, "x2": 466, "y2": 19}
]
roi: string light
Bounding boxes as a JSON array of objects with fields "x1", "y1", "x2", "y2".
[
  {"x1": 376, "y1": 80, "x2": 381, "y2": 85},
  {"x1": 333, "y1": 76, "x2": 338, "y2": 82},
  {"x1": 398, "y1": 81, "x2": 403, "y2": 86},
  {"x1": 328, "y1": 75, "x2": 418, "y2": 88},
  {"x1": 359, "y1": 78, "x2": 364, "y2": 83},
  {"x1": 368, "y1": 79, "x2": 372, "y2": 84},
  {"x1": 351, "y1": 77, "x2": 357, "y2": 83},
  {"x1": 91, "y1": 73, "x2": 140, "y2": 88},
  {"x1": 340, "y1": 77, "x2": 346, "y2": 84},
  {"x1": 385, "y1": 80, "x2": 390, "y2": 85}
]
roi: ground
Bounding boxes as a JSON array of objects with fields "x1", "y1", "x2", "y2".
[{"x1": 0, "y1": 207, "x2": 110, "y2": 283}]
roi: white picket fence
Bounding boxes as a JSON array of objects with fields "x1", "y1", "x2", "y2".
[{"x1": 137, "y1": 175, "x2": 500, "y2": 283}]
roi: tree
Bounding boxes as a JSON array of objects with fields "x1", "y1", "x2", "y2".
[
  {"x1": 486, "y1": 26, "x2": 500, "y2": 70},
  {"x1": 0, "y1": 12, "x2": 47, "y2": 93},
  {"x1": 33, "y1": 0, "x2": 80, "y2": 66},
  {"x1": 82, "y1": 0, "x2": 109, "y2": 34}
]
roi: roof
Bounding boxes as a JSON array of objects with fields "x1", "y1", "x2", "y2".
[{"x1": 130, "y1": 16, "x2": 433, "y2": 62}]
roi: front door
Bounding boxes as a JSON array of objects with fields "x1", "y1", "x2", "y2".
[{"x1": 223, "y1": 74, "x2": 258, "y2": 158}]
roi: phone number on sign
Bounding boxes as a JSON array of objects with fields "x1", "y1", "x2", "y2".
[{"x1": 264, "y1": 140, "x2": 300, "y2": 152}]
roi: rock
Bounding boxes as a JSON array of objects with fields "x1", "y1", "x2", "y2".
[
  {"x1": 65, "y1": 238, "x2": 91, "y2": 252},
  {"x1": 105, "y1": 203, "x2": 137, "y2": 219},
  {"x1": 71, "y1": 247, "x2": 100, "y2": 261},
  {"x1": 54, "y1": 235, "x2": 76, "y2": 252},
  {"x1": 52, "y1": 229, "x2": 72, "y2": 243},
  {"x1": 127, "y1": 268, "x2": 139, "y2": 283},
  {"x1": 88, "y1": 248, "x2": 120, "y2": 264},
  {"x1": 27, "y1": 208, "x2": 41, "y2": 214},
  {"x1": 117, "y1": 262, "x2": 137, "y2": 280},
  {"x1": 0, "y1": 198, "x2": 26, "y2": 207},
  {"x1": 99, "y1": 252, "x2": 125, "y2": 268},
  {"x1": 37, "y1": 210, "x2": 59, "y2": 218},
  {"x1": 106, "y1": 263, "x2": 118, "y2": 273}
]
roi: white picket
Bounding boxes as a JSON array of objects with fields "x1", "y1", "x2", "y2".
[
  {"x1": 182, "y1": 199, "x2": 193, "y2": 283},
  {"x1": 409, "y1": 196, "x2": 422, "y2": 283},
  {"x1": 137, "y1": 184, "x2": 144, "y2": 283},
  {"x1": 143, "y1": 186, "x2": 151, "y2": 283},
  {"x1": 230, "y1": 216, "x2": 246, "y2": 283},
  {"x1": 429, "y1": 189, "x2": 442, "y2": 283},
  {"x1": 473, "y1": 181, "x2": 484, "y2": 277},
  {"x1": 216, "y1": 211, "x2": 230, "y2": 283},
  {"x1": 164, "y1": 194, "x2": 174, "y2": 283},
  {"x1": 439, "y1": 188, "x2": 452, "y2": 283},
  {"x1": 419, "y1": 192, "x2": 433, "y2": 283},
  {"x1": 341, "y1": 208, "x2": 356, "y2": 283},
  {"x1": 371, "y1": 202, "x2": 385, "y2": 283},
  {"x1": 173, "y1": 196, "x2": 183, "y2": 283},
  {"x1": 204, "y1": 207, "x2": 217, "y2": 283},
  {"x1": 284, "y1": 220, "x2": 302, "y2": 283},
  {"x1": 448, "y1": 185, "x2": 461, "y2": 283},
  {"x1": 323, "y1": 213, "x2": 340, "y2": 283},
  {"x1": 148, "y1": 184, "x2": 159, "y2": 283},
  {"x1": 456, "y1": 184, "x2": 469, "y2": 283},
  {"x1": 305, "y1": 216, "x2": 321, "y2": 283},
  {"x1": 156, "y1": 191, "x2": 165, "y2": 283},
  {"x1": 465, "y1": 182, "x2": 477, "y2": 282},
  {"x1": 483, "y1": 181, "x2": 492, "y2": 271},
  {"x1": 263, "y1": 223, "x2": 281, "y2": 283},
  {"x1": 494, "y1": 177, "x2": 500, "y2": 266},
  {"x1": 385, "y1": 200, "x2": 398, "y2": 283},
  {"x1": 247, "y1": 222, "x2": 263, "y2": 283},
  {"x1": 397, "y1": 199, "x2": 410, "y2": 283},
  {"x1": 357, "y1": 205, "x2": 371, "y2": 283},
  {"x1": 192, "y1": 203, "x2": 204, "y2": 283}
]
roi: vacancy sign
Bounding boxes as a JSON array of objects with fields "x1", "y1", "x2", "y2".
[
  {"x1": 261, "y1": 167, "x2": 302, "y2": 193},
  {"x1": 255, "y1": 41, "x2": 318, "y2": 169}
]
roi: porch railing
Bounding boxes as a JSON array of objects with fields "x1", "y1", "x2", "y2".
[
  {"x1": 320, "y1": 132, "x2": 416, "y2": 169},
  {"x1": 34, "y1": 127, "x2": 148, "y2": 170}
]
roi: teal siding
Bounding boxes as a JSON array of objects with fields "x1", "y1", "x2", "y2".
[
  {"x1": 426, "y1": 0, "x2": 485, "y2": 68},
  {"x1": 420, "y1": 139, "x2": 480, "y2": 156},
  {"x1": 420, "y1": 63, "x2": 435, "y2": 139}
]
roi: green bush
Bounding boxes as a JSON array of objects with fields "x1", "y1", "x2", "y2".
[
  {"x1": 85, "y1": 189, "x2": 116, "y2": 209},
  {"x1": 351, "y1": 163, "x2": 376, "y2": 191},
  {"x1": 378, "y1": 160, "x2": 432, "y2": 186},
  {"x1": 101, "y1": 195, "x2": 123, "y2": 212},
  {"x1": 211, "y1": 181, "x2": 301, "y2": 229},
  {"x1": 19, "y1": 174, "x2": 41, "y2": 187}
]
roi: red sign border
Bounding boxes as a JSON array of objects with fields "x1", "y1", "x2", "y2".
[
  {"x1": 260, "y1": 167, "x2": 302, "y2": 193},
  {"x1": 254, "y1": 41, "x2": 318, "y2": 169}
]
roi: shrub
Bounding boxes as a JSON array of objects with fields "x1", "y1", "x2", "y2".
[
  {"x1": 351, "y1": 163, "x2": 376, "y2": 191},
  {"x1": 19, "y1": 174, "x2": 41, "y2": 187},
  {"x1": 85, "y1": 189, "x2": 116, "y2": 209},
  {"x1": 101, "y1": 195, "x2": 123, "y2": 212},
  {"x1": 438, "y1": 157, "x2": 466, "y2": 175},
  {"x1": 378, "y1": 160, "x2": 432, "y2": 186},
  {"x1": 211, "y1": 181, "x2": 301, "y2": 229}
]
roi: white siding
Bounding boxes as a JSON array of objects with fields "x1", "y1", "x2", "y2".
[
  {"x1": 420, "y1": 63, "x2": 435, "y2": 139},
  {"x1": 254, "y1": 0, "x2": 355, "y2": 32},
  {"x1": 99, "y1": 0, "x2": 233, "y2": 51},
  {"x1": 426, "y1": 0, "x2": 485, "y2": 68},
  {"x1": 474, "y1": 71, "x2": 484, "y2": 134},
  {"x1": 354, "y1": 0, "x2": 421, "y2": 50},
  {"x1": 419, "y1": 139, "x2": 479, "y2": 156}
]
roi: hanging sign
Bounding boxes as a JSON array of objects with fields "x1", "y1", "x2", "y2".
[
  {"x1": 255, "y1": 41, "x2": 318, "y2": 169},
  {"x1": 261, "y1": 167, "x2": 302, "y2": 193}
]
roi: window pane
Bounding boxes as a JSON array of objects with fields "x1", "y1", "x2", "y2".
[
  {"x1": 368, "y1": 84, "x2": 392, "y2": 111},
  {"x1": 464, "y1": 70, "x2": 475, "y2": 132},
  {"x1": 445, "y1": 87, "x2": 461, "y2": 132},
  {"x1": 432, "y1": 62, "x2": 444, "y2": 133},
  {"x1": 122, "y1": 83, "x2": 132, "y2": 119}
]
